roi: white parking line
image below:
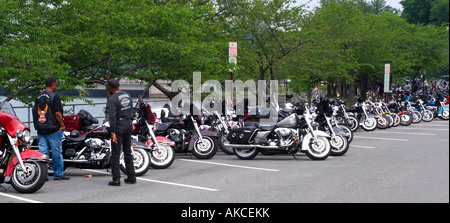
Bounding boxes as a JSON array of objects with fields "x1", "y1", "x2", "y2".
[
  {"x1": 84, "y1": 169, "x2": 219, "y2": 192},
  {"x1": 403, "y1": 127, "x2": 448, "y2": 131},
  {"x1": 0, "y1": 192, "x2": 42, "y2": 203},
  {"x1": 417, "y1": 124, "x2": 449, "y2": 127},
  {"x1": 371, "y1": 131, "x2": 436, "y2": 136},
  {"x1": 356, "y1": 136, "x2": 409, "y2": 142},
  {"x1": 351, "y1": 145, "x2": 376, "y2": 149},
  {"x1": 179, "y1": 159, "x2": 280, "y2": 172}
]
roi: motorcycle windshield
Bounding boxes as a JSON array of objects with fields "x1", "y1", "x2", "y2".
[
  {"x1": 0, "y1": 101, "x2": 17, "y2": 116},
  {"x1": 0, "y1": 101, "x2": 28, "y2": 137}
]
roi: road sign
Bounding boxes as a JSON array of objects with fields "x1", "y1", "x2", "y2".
[
  {"x1": 384, "y1": 64, "x2": 390, "y2": 93},
  {"x1": 229, "y1": 42, "x2": 237, "y2": 57}
]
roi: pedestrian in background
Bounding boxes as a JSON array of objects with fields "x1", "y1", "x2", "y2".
[
  {"x1": 106, "y1": 79, "x2": 136, "y2": 186},
  {"x1": 32, "y1": 76, "x2": 69, "y2": 181}
]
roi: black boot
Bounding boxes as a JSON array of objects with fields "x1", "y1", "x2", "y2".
[{"x1": 108, "y1": 180, "x2": 121, "y2": 186}]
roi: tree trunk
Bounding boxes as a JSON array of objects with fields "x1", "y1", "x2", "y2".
[{"x1": 153, "y1": 80, "x2": 174, "y2": 100}]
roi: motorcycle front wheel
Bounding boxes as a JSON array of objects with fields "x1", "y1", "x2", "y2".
[
  {"x1": 441, "y1": 109, "x2": 449, "y2": 120},
  {"x1": 376, "y1": 115, "x2": 390, "y2": 129},
  {"x1": 348, "y1": 116, "x2": 359, "y2": 132},
  {"x1": 361, "y1": 117, "x2": 377, "y2": 131},
  {"x1": 330, "y1": 135, "x2": 349, "y2": 156},
  {"x1": 149, "y1": 144, "x2": 175, "y2": 169},
  {"x1": 306, "y1": 136, "x2": 331, "y2": 160},
  {"x1": 400, "y1": 113, "x2": 413, "y2": 126},
  {"x1": 391, "y1": 113, "x2": 401, "y2": 127},
  {"x1": 192, "y1": 136, "x2": 218, "y2": 159},
  {"x1": 422, "y1": 110, "x2": 434, "y2": 122},
  {"x1": 120, "y1": 148, "x2": 151, "y2": 176},
  {"x1": 11, "y1": 161, "x2": 48, "y2": 194},
  {"x1": 412, "y1": 111, "x2": 422, "y2": 123}
]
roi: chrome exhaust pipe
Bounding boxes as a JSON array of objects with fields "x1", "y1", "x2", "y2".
[{"x1": 224, "y1": 143, "x2": 279, "y2": 149}]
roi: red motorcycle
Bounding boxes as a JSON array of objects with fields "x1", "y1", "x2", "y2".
[
  {"x1": 0, "y1": 101, "x2": 49, "y2": 193},
  {"x1": 133, "y1": 99, "x2": 175, "y2": 169}
]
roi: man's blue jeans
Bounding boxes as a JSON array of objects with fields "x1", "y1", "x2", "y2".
[{"x1": 38, "y1": 130, "x2": 64, "y2": 179}]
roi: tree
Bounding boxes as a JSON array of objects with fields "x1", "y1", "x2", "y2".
[
  {"x1": 430, "y1": 0, "x2": 450, "y2": 26},
  {"x1": 215, "y1": 0, "x2": 312, "y2": 84},
  {"x1": 1, "y1": 0, "x2": 229, "y2": 103},
  {"x1": 400, "y1": 0, "x2": 432, "y2": 24}
]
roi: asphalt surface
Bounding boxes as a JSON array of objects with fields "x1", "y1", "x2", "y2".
[{"x1": 1, "y1": 120, "x2": 449, "y2": 203}]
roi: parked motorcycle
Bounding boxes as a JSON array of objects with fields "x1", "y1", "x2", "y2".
[
  {"x1": 312, "y1": 99, "x2": 349, "y2": 156},
  {"x1": 354, "y1": 99, "x2": 378, "y2": 131},
  {"x1": 62, "y1": 121, "x2": 151, "y2": 176},
  {"x1": 203, "y1": 108, "x2": 236, "y2": 155},
  {"x1": 133, "y1": 100, "x2": 175, "y2": 169},
  {"x1": 380, "y1": 100, "x2": 401, "y2": 127},
  {"x1": 367, "y1": 100, "x2": 391, "y2": 129},
  {"x1": 156, "y1": 103, "x2": 218, "y2": 159},
  {"x1": 386, "y1": 94, "x2": 413, "y2": 126},
  {"x1": 332, "y1": 98, "x2": 359, "y2": 132},
  {"x1": 1, "y1": 101, "x2": 48, "y2": 193},
  {"x1": 414, "y1": 98, "x2": 434, "y2": 122},
  {"x1": 32, "y1": 111, "x2": 152, "y2": 176},
  {"x1": 425, "y1": 92, "x2": 449, "y2": 120},
  {"x1": 225, "y1": 102, "x2": 331, "y2": 161}
]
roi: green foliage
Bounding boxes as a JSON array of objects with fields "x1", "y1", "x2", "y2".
[{"x1": 0, "y1": 0, "x2": 448, "y2": 104}]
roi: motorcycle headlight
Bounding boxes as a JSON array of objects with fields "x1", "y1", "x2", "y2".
[
  {"x1": 16, "y1": 129, "x2": 23, "y2": 137},
  {"x1": 23, "y1": 130, "x2": 31, "y2": 143},
  {"x1": 16, "y1": 129, "x2": 31, "y2": 144}
]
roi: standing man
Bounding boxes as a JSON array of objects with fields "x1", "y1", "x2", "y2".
[
  {"x1": 33, "y1": 76, "x2": 69, "y2": 180},
  {"x1": 107, "y1": 79, "x2": 136, "y2": 186}
]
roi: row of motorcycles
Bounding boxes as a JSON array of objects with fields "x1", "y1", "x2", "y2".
[
  {"x1": 1, "y1": 89, "x2": 447, "y2": 193},
  {"x1": 339, "y1": 91, "x2": 449, "y2": 133}
]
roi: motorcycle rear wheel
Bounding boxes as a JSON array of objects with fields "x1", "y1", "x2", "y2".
[
  {"x1": 218, "y1": 131, "x2": 234, "y2": 155},
  {"x1": 234, "y1": 147, "x2": 260, "y2": 160},
  {"x1": 11, "y1": 161, "x2": 48, "y2": 194},
  {"x1": 120, "y1": 148, "x2": 151, "y2": 176}
]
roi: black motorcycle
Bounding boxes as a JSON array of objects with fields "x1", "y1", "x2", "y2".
[
  {"x1": 156, "y1": 103, "x2": 219, "y2": 159},
  {"x1": 312, "y1": 98, "x2": 350, "y2": 156},
  {"x1": 32, "y1": 116, "x2": 152, "y2": 176},
  {"x1": 225, "y1": 102, "x2": 331, "y2": 161}
]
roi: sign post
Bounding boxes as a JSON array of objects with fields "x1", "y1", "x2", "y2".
[
  {"x1": 384, "y1": 64, "x2": 391, "y2": 93},
  {"x1": 229, "y1": 42, "x2": 237, "y2": 102}
]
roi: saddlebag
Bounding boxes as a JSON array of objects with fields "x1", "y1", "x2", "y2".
[
  {"x1": 227, "y1": 127, "x2": 257, "y2": 144},
  {"x1": 64, "y1": 114, "x2": 82, "y2": 131}
]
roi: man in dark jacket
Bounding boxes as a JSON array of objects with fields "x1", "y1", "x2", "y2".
[
  {"x1": 33, "y1": 76, "x2": 69, "y2": 180},
  {"x1": 107, "y1": 79, "x2": 136, "y2": 186}
]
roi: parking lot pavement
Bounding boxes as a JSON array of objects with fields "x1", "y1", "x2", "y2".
[{"x1": 1, "y1": 120, "x2": 448, "y2": 203}]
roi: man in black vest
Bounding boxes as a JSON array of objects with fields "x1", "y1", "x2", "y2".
[
  {"x1": 33, "y1": 76, "x2": 69, "y2": 180},
  {"x1": 107, "y1": 79, "x2": 136, "y2": 186}
]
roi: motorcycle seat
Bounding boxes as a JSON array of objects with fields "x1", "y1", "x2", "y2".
[
  {"x1": 65, "y1": 133, "x2": 88, "y2": 142},
  {"x1": 259, "y1": 125, "x2": 275, "y2": 131}
]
